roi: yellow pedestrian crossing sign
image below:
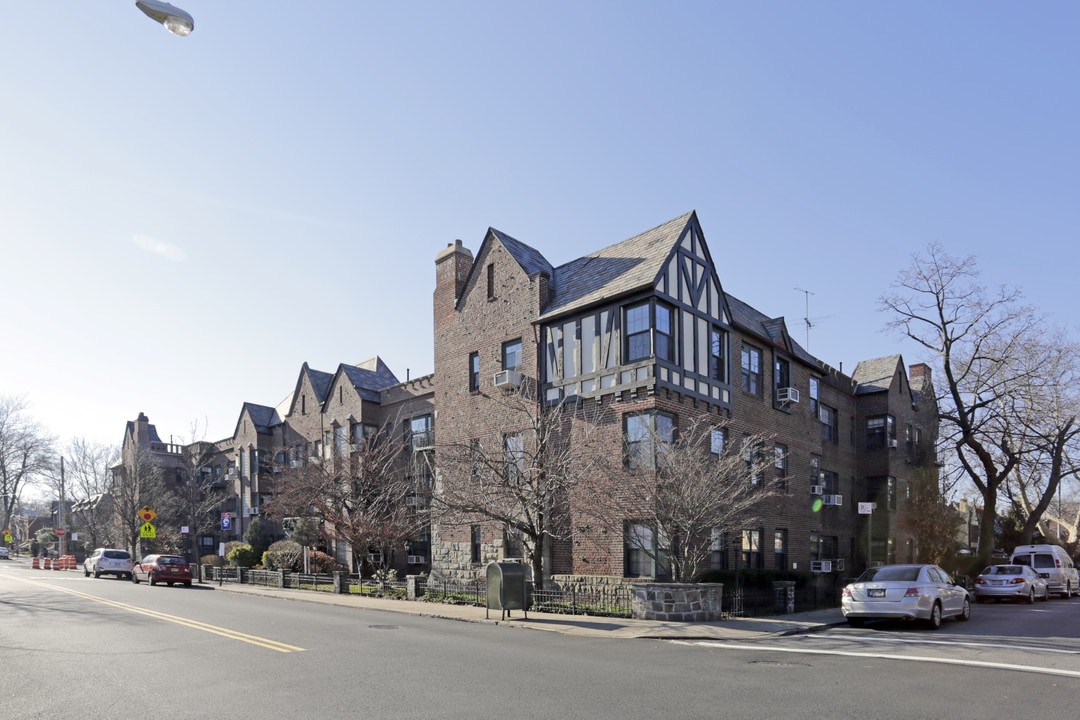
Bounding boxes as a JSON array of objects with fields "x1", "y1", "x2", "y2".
[{"x1": 140, "y1": 522, "x2": 156, "y2": 539}]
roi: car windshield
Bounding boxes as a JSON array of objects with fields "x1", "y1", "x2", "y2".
[
  {"x1": 158, "y1": 557, "x2": 185, "y2": 565},
  {"x1": 859, "y1": 566, "x2": 920, "y2": 583},
  {"x1": 104, "y1": 551, "x2": 130, "y2": 560}
]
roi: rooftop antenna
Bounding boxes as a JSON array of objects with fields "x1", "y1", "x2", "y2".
[{"x1": 795, "y1": 287, "x2": 815, "y2": 349}]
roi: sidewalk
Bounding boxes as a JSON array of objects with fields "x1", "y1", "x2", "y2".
[{"x1": 210, "y1": 580, "x2": 846, "y2": 640}]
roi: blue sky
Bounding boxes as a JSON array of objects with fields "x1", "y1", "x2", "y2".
[{"x1": 2, "y1": 2, "x2": 1077, "y2": 449}]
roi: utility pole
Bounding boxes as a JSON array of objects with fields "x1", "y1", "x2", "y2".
[{"x1": 58, "y1": 456, "x2": 66, "y2": 556}]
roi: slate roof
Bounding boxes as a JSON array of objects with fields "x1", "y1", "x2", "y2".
[
  {"x1": 491, "y1": 229, "x2": 555, "y2": 279},
  {"x1": 340, "y1": 357, "x2": 400, "y2": 403},
  {"x1": 126, "y1": 419, "x2": 163, "y2": 444},
  {"x1": 726, "y1": 293, "x2": 822, "y2": 369},
  {"x1": 307, "y1": 367, "x2": 335, "y2": 403},
  {"x1": 851, "y1": 355, "x2": 902, "y2": 394},
  {"x1": 242, "y1": 402, "x2": 281, "y2": 433},
  {"x1": 538, "y1": 211, "x2": 695, "y2": 321}
]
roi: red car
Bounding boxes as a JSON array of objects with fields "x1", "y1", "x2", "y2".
[{"x1": 131, "y1": 554, "x2": 193, "y2": 587}]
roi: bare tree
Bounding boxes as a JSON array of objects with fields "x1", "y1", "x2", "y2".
[
  {"x1": 433, "y1": 388, "x2": 610, "y2": 586},
  {"x1": 881, "y1": 243, "x2": 1078, "y2": 564},
  {"x1": 900, "y1": 463, "x2": 959, "y2": 566},
  {"x1": 161, "y1": 428, "x2": 225, "y2": 562},
  {"x1": 267, "y1": 422, "x2": 422, "y2": 574},
  {"x1": 112, "y1": 447, "x2": 169, "y2": 557},
  {"x1": 611, "y1": 415, "x2": 781, "y2": 582},
  {"x1": 62, "y1": 438, "x2": 121, "y2": 551},
  {"x1": 0, "y1": 396, "x2": 55, "y2": 536}
]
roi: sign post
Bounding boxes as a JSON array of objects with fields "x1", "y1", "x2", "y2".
[{"x1": 858, "y1": 502, "x2": 876, "y2": 569}]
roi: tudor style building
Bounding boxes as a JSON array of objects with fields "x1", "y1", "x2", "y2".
[
  {"x1": 432, "y1": 211, "x2": 938, "y2": 585},
  {"x1": 109, "y1": 211, "x2": 938, "y2": 584}
]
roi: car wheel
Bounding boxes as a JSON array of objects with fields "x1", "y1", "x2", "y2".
[
  {"x1": 84, "y1": 566, "x2": 91, "y2": 577},
  {"x1": 166, "y1": 582, "x2": 174, "y2": 586},
  {"x1": 957, "y1": 597, "x2": 971, "y2": 621},
  {"x1": 131, "y1": 572, "x2": 140, "y2": 584},
  {"x1": 1026, "y1": 589, "x2": 1035, "y2": 604},
  {"x1": 149, "y1": 573, "x2": 157, "y2": 586},
  {"x1": 183, "y1": 581, "x2": 192, "y2": 587},
  {"x1": 926, "y1": 602, "x2": 942, "y2": 630},
  {"x1": 93, "y1": 570, "x2": 101, "y2": 579},
  {"x1": 1066, "y1": 583, "x2": 1074, "y2": 599}
]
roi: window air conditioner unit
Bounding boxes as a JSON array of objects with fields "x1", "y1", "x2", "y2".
[
  {"x1": 810, "y1": 560, "x2": 832, "y2": 573},
  {"x1": 810, "y1": 485, "x2": 824, "y2": 496},
  {"x1": 888, "y1": 438, "x2": 899, "y2": 448},
  {"x1": 493, "y1": 370, "x2": 522, "y2": 388},
  {"x1": 776, "y1": 387, "x2": 800, "y2": 403},
  {"x1": 823, "y1": 494, "x2": 843, "y2": 506},
  {"x1": 407, "y1": 555, "x2": 426, "y2": 564}
]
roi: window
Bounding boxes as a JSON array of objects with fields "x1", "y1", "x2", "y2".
[
  {"x1": 808, "y1": 377, "x2": 819, "y2": 418},
  {"x1": 886, "y1": 476, "x2": 897, "y2": 511},
  {"x1": 774, "y1": 443, "x2": 788, "y2": 491},
  {"x1": 468, "y1": 352, "x2": 480, "y2": 392},
  {"x1": 502, "y1": 339, "x2": 522, "y2": 372},
  {"x1": 774, "y1": 357, "x2": 790, "y2": 393},
  {"x1": 624, "y1": 411, "x2": 675, "y2": 470},
  {"x1": 742, "y1": 439, "x2": 763, "y2": 486},
  {"x1": 741, "y1": 345, "x2": 761, "y2": 395},
  {"x1": 866, "y1": 415, "x2": 895, "y2": 449},
  {"x1": 486, "y1": 263, "x2": 495, "y2": 299},
  {"x1": 710, "y1": 326, "x2": 728, "y2": 382},
  {"x1": 741, "y1": 529, "x2": 762, "y2": 569},
  {"x1": 625, "y1": 522, "x2": 670, "y2": 579},
  {"x1": 710, "y1": 528, "x2": 728, "y2": 570},
  {"x1": 504, "y1": 432, "x2": 524, "y2": 481},
  {"x1": 710, "y1": 427, "x2": 727, "y2": 456},
  {"x1": 623, "y1": 300, "x2": 676, "y2": 363},
  {"x1": 624, "y1": 302, "x2": 651, "y2": 362},
  {"x1": 820, "y1": 403, "x2": 838, "y2": 443},
  {"x1": 774, "y1": 529, "x2": 788, "y2": 571},
  {"x1": 409, "y1": 415, "x2": 433, "y2": 450},
  {"x1": 471, "y1": 525, "x2": 482, "y2": 563}
]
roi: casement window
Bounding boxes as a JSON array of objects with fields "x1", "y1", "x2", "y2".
[
  {"x1": 469, "y1": 352, "x2": 480, "y2": 392},
  {"x1": 866, "y1": 415, "x2": 895, "y2": 449},
  {"x1": 502, "y1": 339, "x2": 522, "y2": 372},
  {"x1": 623, "y1": 300, "x2": 677, "y2": 363},
  {"x1": 624, "y1": 411, "x2": 675, "y2": 470},
  {"x1": 710, "y1": 528, "x2": 728, "y2": 570},
  {"x1": 624, "y1": 522, "x2": 670, "y2": 579},
  {"x1": 741, "y1": 529, "x2": 763, "y2": 569},
  {"x1": 741, "y1": 345, "x2": 762, "y2": 395},
  {"x1": 334, "y1": 425, "x2": 349, "y2": 458},
  {"x1": 808, "y1": 377, "x2": 819, "y2": 418},
  {"x1": 504, "y1": 432, "x2": 524, "y2": 481},
  {"x1": 774, "y1": 529, "x2": 788, "y2": 571},
  {"x1": 409, "y1": 415, "x2": 433, "y2": 450},
  {"x1": 710, "y1": 427, "x2": 727, "y2": 456},
  {"x1": 742, "y1": 439, "x2": 763, "y2": 486},
  {"x1": 710, "y1": 326, "x2": 729, "y2": 382},
  {"x1": 774, "y1": 443, "x2": 788, "y2": 491},
  {"x1": 774, "y1": 357, "x2": 791, "y2": 393},
  {"x1": 820, "y1": 403, "x2": 838, "y2": 443}
]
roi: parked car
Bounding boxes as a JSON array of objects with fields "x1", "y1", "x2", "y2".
[
  {"x1": 973, "y1": 564, "x2": 1050, "y2": 603},
  {"x1": 1009, "y1": 544, "x2": 1078, "y2": 598},
  {"x1": 131, "y1": 554, "x2": 192, "y2": 587},
  {"x1": 0, "y1": 547, "x2": 9, "y2": 560},
  {"x1": 83, "y1": 548, "x2": 134, "y2": 579},
  {"x1": 841, "y1": 563, "x2": 972, "y2": 629}
]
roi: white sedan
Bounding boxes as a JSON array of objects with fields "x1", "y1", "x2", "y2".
[
  {"x1": 0, "y1": 547, "x2": 10, "y2": 559},
  {"x1": 842, "y1": 563, "x2": 972, "y2": 629}
]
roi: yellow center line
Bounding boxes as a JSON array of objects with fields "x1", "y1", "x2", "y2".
[{"x1": 2, "y1": 573, "x2": 306, "y2": 653}]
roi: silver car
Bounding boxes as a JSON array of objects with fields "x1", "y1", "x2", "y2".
[
  {"x1": 973, "y1": 564, "x2": 1050, "y2": 603},
  {"x1": 83, "y1": 548, "x2": 134, "y2": 579},
  {"x1": 841, "y1": 563, "x2": 972, "y2": 629}
]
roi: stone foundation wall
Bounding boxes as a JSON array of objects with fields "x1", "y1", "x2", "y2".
[{"x1": 630, "y1": 583, "x2": 724, "y2": 621}]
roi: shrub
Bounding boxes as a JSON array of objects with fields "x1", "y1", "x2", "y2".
[
  {"x1": 226, "y1": 544, "x2": 262, "y2": 568},
  {"x1": 262, "y1": 540, "x2": 304, "y2": 571},
  {"x1": 201, "y1": 554, "x2": 224, "y2": 568},
  {"x1": 308, "y1": 550, "x2": 342, "y2": 574}
]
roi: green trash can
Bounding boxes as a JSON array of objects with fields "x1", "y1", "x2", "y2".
[{"x1": 486, "y1": 561, "x2": 529, "y2": 620}]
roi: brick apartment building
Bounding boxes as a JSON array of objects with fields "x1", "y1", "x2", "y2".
[{"x1": 114, "y1": 210, "x2": 938, "y2": 585}]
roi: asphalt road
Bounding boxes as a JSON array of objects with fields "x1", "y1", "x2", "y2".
[{"x1": 2, "y1": 568, "x2": 1077, "y2": 719}]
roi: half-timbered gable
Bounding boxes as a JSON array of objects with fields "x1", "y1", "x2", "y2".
[{"x1": 538, "y1": 211, "x2": 733, "y2": 410}]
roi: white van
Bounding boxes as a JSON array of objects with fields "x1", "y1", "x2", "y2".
[{"x1": 1010, "y1": 544, "x2": 1078, "y2": 598}]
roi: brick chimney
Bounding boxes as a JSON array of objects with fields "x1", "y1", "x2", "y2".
[
  {"x1": 909, "y1": 363, "x2": 932, "y2": 391},
  {"x1": 434, "y1": 239, "x2": 473, "y2": 323}
]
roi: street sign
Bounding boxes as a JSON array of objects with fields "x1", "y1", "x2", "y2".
[
  {"x1": 140, "y1": 522, "x2": 156, "y2": 539},
  {"x1": 221, "y1": 512, "x2": 232, "y2": 531},
  {"x1": 54, "y1": 528, "x2": 66, "y2": 537},
  {"x1": 138, "y1": 506, "x2": 157, "y2": 522},
  {"x1": 858, "y1": 502, "x2": 876, "y2": 514}
]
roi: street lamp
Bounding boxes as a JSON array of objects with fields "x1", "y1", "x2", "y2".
[{"x1": 136, "y1": 0, "x2": 194, "y2": 36}]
